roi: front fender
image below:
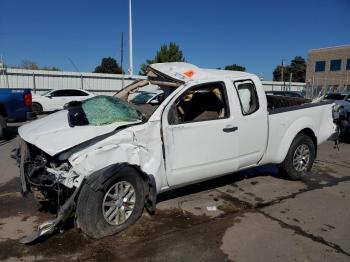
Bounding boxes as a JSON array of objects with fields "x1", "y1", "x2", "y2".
[{"x1": 85, "y1": 163, "x2": 157, "y2": 214}]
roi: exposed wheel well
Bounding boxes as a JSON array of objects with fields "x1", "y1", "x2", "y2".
[
  {"x1": 86, "y1": 163, "x2": 157, "y2": 214},
  {"x1": 33, "y1": 102, "x2": 42, "y2": 107},
  {"x1": 297, "y1": 128, "x2": 317, "y2": 156},
  {"x1": 32, "y1": 102, "x2": 43, "y2": 111}
]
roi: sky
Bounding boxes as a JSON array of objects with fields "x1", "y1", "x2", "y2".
[{"x1": 1, "y1": 0, "x2": 350, "y2": 80}]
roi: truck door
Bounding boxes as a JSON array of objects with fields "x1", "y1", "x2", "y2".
[
  {"x1": 162, "y1": 80, "x2": 240, "y2": 187},
  {"x1": 233, "y1": 79, "x2": 268, "y2": 168}
]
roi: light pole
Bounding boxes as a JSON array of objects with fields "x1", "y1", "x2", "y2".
[
  {"x1": 128, "y1": 0, "x2": 133, "y2": 76},
  {"x1": 281, "y1": 59, "x2": 285, "y2": 91}
]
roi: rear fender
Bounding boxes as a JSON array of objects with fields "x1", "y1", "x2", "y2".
[{"x1": 274, "y1": 117, "x2": 317, "y2": 163}]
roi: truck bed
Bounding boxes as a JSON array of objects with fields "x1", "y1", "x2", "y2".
[
  {"x1": 266, "y1": 95, "x2": 311, "y2": 112},
  {"x1": 0, "y1": 88, "x2": 34, "y2": 122},
  {"x1": 261, "y1": 100, "x2": 335, "y2": 165},
  {"x1": 267, "y1": 95, "x2": 335, "y2": 116}
]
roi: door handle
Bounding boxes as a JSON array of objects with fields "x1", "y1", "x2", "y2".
[{"x1": 223, "y1": 126, "x2": 238, "y2": 133}]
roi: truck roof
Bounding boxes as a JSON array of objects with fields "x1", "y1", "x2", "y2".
[{"x1": 149, "y1": 62, "x2": 255, "y2": 83}]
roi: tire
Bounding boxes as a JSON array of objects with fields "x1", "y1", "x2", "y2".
[
  {"x1": 76, "y1": 166, "x2": 145, "y2": 239},
  {"x1": 32, "y1": 102, "x2": 43, "y2": 115},
  {"x1": 279, "y1": 134, "x2": 316, "y2": 180},
  {"x1": 0, "y1": 115, "x2": 6, "y2": 139}
]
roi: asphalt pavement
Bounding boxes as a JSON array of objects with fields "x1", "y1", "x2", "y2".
[{"x1": 0, "y1": 121, "x2": 349, "y2": 261}]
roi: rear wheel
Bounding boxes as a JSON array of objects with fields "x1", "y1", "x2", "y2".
[
  {"x1": 76, "y1": 166, "x2": 145, "y2": 239},
  {"x1": 32, "y1": 102, "x2": 43, "y2": 115},
  {"x1": 279, "y1": 134, "x2": 316, "y2": 180}
]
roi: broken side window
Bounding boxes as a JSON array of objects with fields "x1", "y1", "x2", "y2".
[
  {"x1": 168, "y1": 82, "x2": 229, "y2": 125},
  {"x1": 234, "y1": 80, "x2": 260, "y2": 115}
]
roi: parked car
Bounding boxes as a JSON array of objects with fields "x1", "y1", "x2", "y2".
[
  {"x1": 15, "y1": 62, "x2": 337, "y2": 242},
  {"x1": 32, "y1": 88, "x2": 94, "y2": 114},
  {"x1": 0, "y1": 88, "x2": 35, "y2": 138},
  {"x1": 323, "y1": 93, "x2": 350, "y2": 134},
  {"x1": 265, "y1": 90, "x2": 304, "y2": 98},
  {"x1": 130, "y1": 90, "x2": 164, "y2": 105},
  {"x1": 323, "y1": 92, "x2": 350, "y2": 101}
]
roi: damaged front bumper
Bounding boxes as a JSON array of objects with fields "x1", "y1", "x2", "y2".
[
  {"x1": 13, "y1": 139, "x2": 83, "y2": 244},
  {"x1": 20, "y1": 180, "x2": 84, "y2": 244}
]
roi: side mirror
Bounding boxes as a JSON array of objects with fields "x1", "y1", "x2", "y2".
[{"x1": 46, "y1": 94, "x2": 52, "y2": 99}]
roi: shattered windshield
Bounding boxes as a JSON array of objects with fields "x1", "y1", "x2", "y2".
[{"x1": 68, "y1": 96, "x2": 145, "y2": 126}]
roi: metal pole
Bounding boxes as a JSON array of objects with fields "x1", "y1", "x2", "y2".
[
  {"x1": 32, "y1": 72, "x2": 36, "y2": 94},
  {"x1": 281, "y1": 59, "x2": 284, "y2": 91},
  {"x1": 121, "y1": 32, "x2": 125, "y2": 89},
  {"x1": 80, "y1": 75, "x2": 84, "y2": 90},
  {"x1": 128, "y1": 0, "x2": 133, "y2": 76},
  {"x1": 312, "y1": 76, "x2": 315, "y2": 99},
  {"x1": 289, "y1": 72, "x2": 292, "y2": 91},
  {"x1": 0, "y1": 55, "x2": 9, "y2": 88}
]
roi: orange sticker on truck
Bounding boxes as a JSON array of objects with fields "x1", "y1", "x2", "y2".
[{"x1": 183, "y1": 70, "x2": 195, "y2": 78}]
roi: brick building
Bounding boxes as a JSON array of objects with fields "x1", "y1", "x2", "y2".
[{"x1": 306, "y1": 45, "x2": 350, "y2": 95}]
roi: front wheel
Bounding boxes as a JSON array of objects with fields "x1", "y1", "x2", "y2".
[
  {"x1": 76, "y1": 166, "x2": 145, "y2": 239},
  {"x1": 279, "y1": 134, "x2": 316, "y2": 180}
]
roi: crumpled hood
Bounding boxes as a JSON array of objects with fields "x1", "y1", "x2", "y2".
[{"x1": 18, "y1": 110, "x2": 139, "y2": 156}]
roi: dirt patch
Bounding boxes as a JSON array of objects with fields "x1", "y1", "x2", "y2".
[
  {"x1": 0, "y1": 192, "x2": 46, "y2": 219},
  {"x1": 0, "y1": 177, "x2": 22, "y2": 195},
  {"x1": 0, "y1": 215, "x2": 38, "y2": 242},
  {"x1": 0, "y1": 209, "x2": 232, "y2": 261},
  {"x1": 302, "y1": 164, "x2": 350, "y2": 190},
  {"x1": 217, "y1": 201, "x2": 242, "y2": 213}
]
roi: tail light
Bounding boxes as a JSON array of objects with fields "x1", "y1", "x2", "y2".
[{"x1": 24, "y1": 93, "x2": 32, "y2": 107}]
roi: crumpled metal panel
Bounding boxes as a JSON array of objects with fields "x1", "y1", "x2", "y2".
[{"x1": 67, "y1": 121, "x2": 168, "y2": 192}]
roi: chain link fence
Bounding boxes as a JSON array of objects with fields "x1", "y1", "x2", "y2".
[{"x1": 305, "y1": 77, "x2": 350, "y2": 99}]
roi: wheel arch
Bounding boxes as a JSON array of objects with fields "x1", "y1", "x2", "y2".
[
  {"x1": 32, "y1": 102, "x2": 43, "y2": 112},
  {"x1": 32, "y1": 101, "x2": 43, "y2": 107},
  {"x1": 274, "y1": 117, "x2": 318, "y2": 164},
  {"x1": 298, "y1": 128, "x2": 317, "y2": 148},
  {"x1": 85, "y1": 163, "x2": 157, "y2": 214}
]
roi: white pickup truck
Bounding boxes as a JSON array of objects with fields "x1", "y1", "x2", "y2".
[{"x1": 16, "y1": 62, "x2": 336, "y2": 242}]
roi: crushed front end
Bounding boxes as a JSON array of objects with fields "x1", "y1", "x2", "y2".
[
  {"x1": 13, "y1": 139, "x2": 83, "y2": 243},
  {"x1": 15, "y1": 140, "x2": 77, "y2": 203}
]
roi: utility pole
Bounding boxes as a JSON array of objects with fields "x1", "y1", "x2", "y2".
[
  {"x1": 289, "y1": 72, "x2": 292, "y2": 91},
  {"x1": 0, "y1": 55, "x2": 9, "y2": 88},
  {"x1": 121, "y1": 32, "x2": 125, "y2": 89},
  {"x1": 128, "y1": 0, "x2": 133, "y2": 76},
  {"x1": 281, "y1": 59, "x2": 284, "y2": 91}
]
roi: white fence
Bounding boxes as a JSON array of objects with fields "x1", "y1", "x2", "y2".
[
  {"x1": 0, "y1": 68, "x2": 146, "y2": 95},
  {"x1": 0, "y1": 68, "x2": 306, "y2": 95}
]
